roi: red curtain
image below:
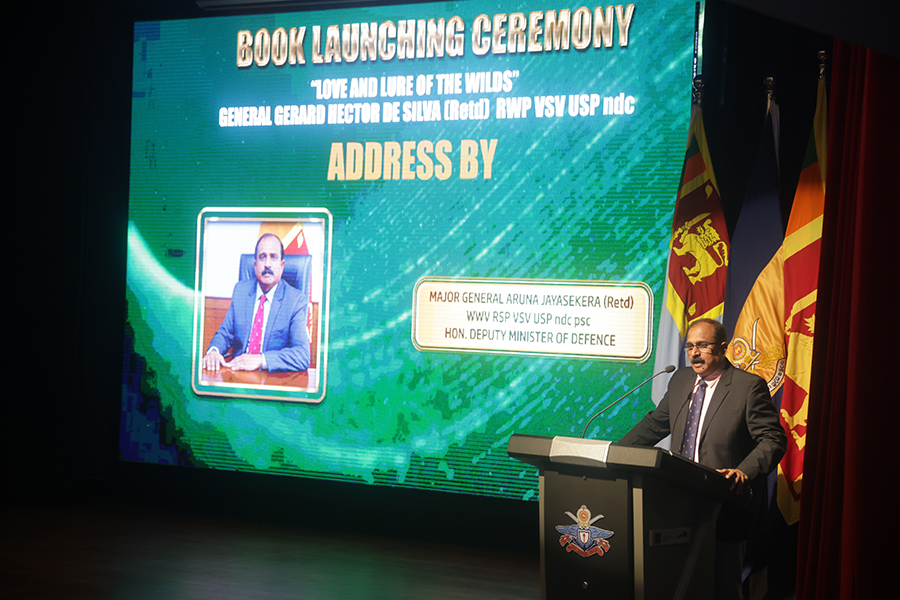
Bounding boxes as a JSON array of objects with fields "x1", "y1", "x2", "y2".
[{"x1": 798, "y1": 41, "x2": 900, "y2": 599}]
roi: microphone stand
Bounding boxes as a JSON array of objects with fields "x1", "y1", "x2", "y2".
[{"x1": 581, "y1": 365, "x2": 675, "y2": 439}]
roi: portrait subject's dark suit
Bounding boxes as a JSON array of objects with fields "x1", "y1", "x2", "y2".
[{"x1": 207, "y1": 278, "x2": 310, "y2": 372}]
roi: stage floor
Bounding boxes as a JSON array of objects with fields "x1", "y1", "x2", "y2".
[{"x1": 4, "y1": 502, "x2": 541, "y2": 600}]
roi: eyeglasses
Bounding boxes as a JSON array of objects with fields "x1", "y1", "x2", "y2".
[{"x1": 683, "y1": 341, "x2": 718, "y2": 352}]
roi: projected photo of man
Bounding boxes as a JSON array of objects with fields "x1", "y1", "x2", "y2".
[{"x1": 203, "y1": 233, "x2": 310, "y2": 373}]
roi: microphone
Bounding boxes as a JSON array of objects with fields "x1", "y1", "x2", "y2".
[{"x1": 581, "y1": 365, "x2": 676, "y2": 439}]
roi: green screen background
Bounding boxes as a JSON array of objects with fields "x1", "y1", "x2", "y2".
[{"x1": 121, "y1": 0, "x2": 697, "y2": 501}]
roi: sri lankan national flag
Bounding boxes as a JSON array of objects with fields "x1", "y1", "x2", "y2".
[
  {"x1": 778, "y1": 79, "x2": 827, "y2": 525},
  {"x1": 652, "y1": 107, "x2": 730, "y2": 402}
]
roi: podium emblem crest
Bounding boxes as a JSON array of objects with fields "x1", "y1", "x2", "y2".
[{"x1": 555, "y1": 504, "x2": 614, "y2": 557}]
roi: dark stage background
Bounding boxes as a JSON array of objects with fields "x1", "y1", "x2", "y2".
[{"x1": 9, "y1": 1, "x2": 897, "y2": 599}]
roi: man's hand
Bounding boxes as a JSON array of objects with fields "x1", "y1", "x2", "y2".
[
  {"x1": 716, "y1": 468, "x2": 749, "y2": 494},
  {"x1": 203, "y1": 348, "x2": 227, "y2": 371},
  {"x1": 227, "y1": 353, "x2": 264, "y2": 372}
]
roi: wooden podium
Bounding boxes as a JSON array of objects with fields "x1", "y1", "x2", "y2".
[{"x1": 508, "y1": 434, "x2": 749, "y2": 600}]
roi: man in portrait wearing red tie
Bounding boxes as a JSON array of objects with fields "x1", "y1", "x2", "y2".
[
  {"x1": 618, "y1": 318, "x2": 786, "y2": 600},
  {"x1": 202, "y1": 233, "x2": 310, "y2": 373}
]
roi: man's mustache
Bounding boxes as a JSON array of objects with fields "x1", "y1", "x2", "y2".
[
  {"x1": 691, "y1": 356, "x2": 705, "y2": 364},
  {"x1": 261, "y1": 267, "x2": 274, "y2": 275}
]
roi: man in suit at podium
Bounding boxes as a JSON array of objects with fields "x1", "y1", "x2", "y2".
[
  {"x1": 202, "y1": 233, "x2": 310, "y2": 373},
  {"x1": 619, "y1": 318, "x2": 786, "y2": 600}
]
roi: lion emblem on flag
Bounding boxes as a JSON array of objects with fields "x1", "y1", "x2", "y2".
[{"x1": 672, "y1": 212, "x2": 729, "y2": 285}]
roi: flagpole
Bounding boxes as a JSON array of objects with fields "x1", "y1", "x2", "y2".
[{"x1": 765, "y1": 77, "x2": 780, "y2": 166}]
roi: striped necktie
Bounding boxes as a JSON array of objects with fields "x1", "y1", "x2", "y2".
[{"x1": 680, "y1": 381, "x2": 707, "y2": 459}]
